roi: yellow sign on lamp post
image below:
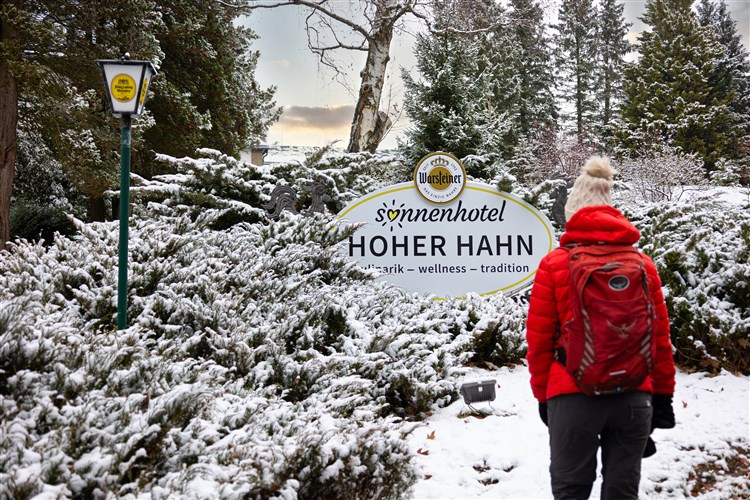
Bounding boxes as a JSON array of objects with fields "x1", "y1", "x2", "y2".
[{"x1": 95, "y1": 53, "x2": 157, "y2": 330}]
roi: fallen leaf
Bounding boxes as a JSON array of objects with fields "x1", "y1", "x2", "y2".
[
  {"x1": 424, "y1": 474, "x2": 433, "y2": 480},
  {"x1": 683, "y1": 401, "x2": 688, "y2": 408},
  {"x1": 417, "y1": 448, "x2": 430, "y2": 456},
  {"x1": 427, "y1": 430, "x2": 436, "y2": 440}
]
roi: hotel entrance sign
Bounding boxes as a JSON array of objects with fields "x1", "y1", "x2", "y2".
[{"x1": 336, "y1": 153, "x2": 555, "y2": 299}]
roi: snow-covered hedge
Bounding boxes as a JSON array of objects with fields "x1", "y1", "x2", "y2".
[
  {"x1": 627, "y1": 200, "x2": 750, "y2": 373},
  {"x1": 3, "y1": 147, "x2": 748, "y2": 496},
  {"x1": 0, "y1": 209, "x2": 527, "y2": 497},
  {"x1": 121, "y1": 148, "x2": 409, "y2": 228}
]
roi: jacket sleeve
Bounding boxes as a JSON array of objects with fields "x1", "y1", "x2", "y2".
[
  {"x1": 526, "y1": 254, "x2": 560, "y2": 403},
  {"x1": 645, "y1": 256, "x2": 676, "y2": 395}
]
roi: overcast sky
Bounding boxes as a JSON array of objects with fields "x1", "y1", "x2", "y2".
[{"x1": 240, "y1": 1, "x2": 750, "y2": 150}]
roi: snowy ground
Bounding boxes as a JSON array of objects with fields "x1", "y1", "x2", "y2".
[{"x1": 408, "y1": 366, "x2": 750, "y2": 499}]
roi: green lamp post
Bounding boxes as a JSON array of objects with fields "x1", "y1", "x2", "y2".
[{"x1": 95, "y1": 53, "x2": 157, "y2": 330}]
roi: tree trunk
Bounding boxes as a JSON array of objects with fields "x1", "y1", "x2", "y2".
[
  {"x1": 347, "y1": 17, "x2": 394, "y2": 153},
  {"x1": 89, "y1": 194, "x2": 107, "y2": 222},
  {"x1": 575, "y1": 42, "x2": 584, "y2": 144},
  {"x1": 0, "y1": 3, "x2": 20, "y2": 251}
]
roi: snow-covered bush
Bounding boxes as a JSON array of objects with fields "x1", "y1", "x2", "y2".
[
  {"x1": 123, "y1": 148, "x2": 410, "y2": 230},
  {"x1": 617, "y1": 147, "x2": 707, "y2": 203},
  {"x1": 7, "y1": 143, "x2": 747, "y2": 497},
  {"x1": 13, "y1": 130, "x2": 74, "y2": 210},
  {"x1": 11, "y1": 129, "x2": 84, "y2": 243},
  {"x1": 628, "y1": 201, "x2": 750, "y2": 373},
  {"x1": 0, "y1": 207, "x2": 527, "y2": 497},
  {"x1": 709, "y1": 158, "x2": 742, "y2": 187}
]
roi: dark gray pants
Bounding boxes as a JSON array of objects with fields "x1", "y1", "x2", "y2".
[{"x1": 548, "y1": 391, "x2": 652, "y2": 500}]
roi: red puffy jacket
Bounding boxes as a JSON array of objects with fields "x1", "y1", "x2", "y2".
[{"x1": 526, "y1": 205, "x2": 676, "y2": 403}]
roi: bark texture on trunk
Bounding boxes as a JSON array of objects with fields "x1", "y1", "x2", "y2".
[
  {"x1": 0, "y1": 4, "x2": 20, "y2": 251},
  {"x1": 347, "y1": 14, "x2": 394, "y2": 153}
]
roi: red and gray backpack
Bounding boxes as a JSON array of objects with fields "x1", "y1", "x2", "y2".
[{"x1": 557, "y1": 244, "x2": 658, "y2": 396}]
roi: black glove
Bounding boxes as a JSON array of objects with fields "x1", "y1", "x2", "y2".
[
  {"x1": 539, "y1": 402, "x2": 548, "y2": 426},
  {"x1": 643, "y1": 436, "x2": 657, "y2": 458},
  {"x1": 652, "y1": 394, "x2": 676, "y2": 429}
]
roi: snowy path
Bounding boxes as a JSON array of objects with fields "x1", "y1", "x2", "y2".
[{"x1": 408, "y1": 366, "x2": 749, "y2": 499}]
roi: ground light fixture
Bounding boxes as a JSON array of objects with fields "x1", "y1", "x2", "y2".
[
  {"x1": 95, "y1": 54, "x2": 157, "y2": 330},
  {"x1": 459, "y1": 379, "x2": 497, "y2": 413}
]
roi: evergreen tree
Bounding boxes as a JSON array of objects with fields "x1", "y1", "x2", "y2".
[
  {"x1": 144, "y1": 0, "x2": 280, "y2": 166},
  {"x1": 617, "y1": 0, "x2": 742, "y2": 171},
  {"x1": 507, "y1": 0, "x2": 558, "y2": 138},
  {"x1": 554, "y1": 0, "x2": 599, "y2": 144},
  {"x1": 696, "y1": 0, "x2": 750, "y2": 137},
  {"x1": 597, "y1": 0, "x2": 631, "y2": 133},
  {"x1": 11, "y1": 0, "x2": 162, "y2": 222},
  {"x1": 401, "y1": 29, "x2": 480, "y2": 161},
  {"x1": 5, "y1": 0, "x2": 278, "y2": 228},
  {"x1": 400, "y1": 0, "x2": 519, "y2": 166}
]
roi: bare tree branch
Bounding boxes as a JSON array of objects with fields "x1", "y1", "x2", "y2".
[
  {"x1": 302, "y1": 11, "x2": 359, "y2": 94},
  {"x1": 223, "y1": 0, "x2": 372, "y2": 41}
]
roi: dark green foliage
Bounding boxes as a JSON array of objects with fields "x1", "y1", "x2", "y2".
[
  {"x1": 507, "y1": 0, "x2": 558, "y2": 138},
  {"x1": 9, "y1": 199, "x2": 77, "y2": 244},
  {"x1": 401, "y1": 0, "x2": 532, "y2": 167},
  {"x1": 12, "y1": 130, "x2": 87, "y2": 219},
  {"x1": 697, "y1": 0, "x2": 750, "y2": 136},
  {"x1": 10, "y1": 0, "x2": 162, "y2": 220},
  {"x1": 400, "y1": 29, "x2": 485, "y2": 163},
  {"x1": 9, "y1": 0, "x2": 278, "y2": 223},
  {"x1": 0, "y1": 304, "x2": 55, "y2": 395},
  {"x1": 143, "y1": 0, "x2": 280, "y2": 165},
  {"x1": 469, "y1": 319, "x2": 526, "y2": 368},
  {"x1": 597, "y1": 0, "x2": 631, "y2": 141}
]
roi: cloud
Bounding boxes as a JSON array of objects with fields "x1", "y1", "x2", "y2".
[
  {"x1": 625, "y1": 31, "x2": 642, "y2": 45},
  {"x1": 269, "y1": 59, "x2": 292, "y2": 69},
  {"x1": 278, "y1": 105, "x2": 354, "y2": 131}
]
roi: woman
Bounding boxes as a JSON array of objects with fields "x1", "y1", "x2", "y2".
[{"x1": 526, "y1": 156, "x2": 676, "y2": 499}]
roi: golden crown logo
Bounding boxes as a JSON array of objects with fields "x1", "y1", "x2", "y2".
[{"x1": 430, "y1": 157, "x2": 450, "y2": 168}]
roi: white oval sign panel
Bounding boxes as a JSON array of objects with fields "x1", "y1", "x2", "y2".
[{"x1": 336, "y1": 181, "x2": 555, "y2": 299}]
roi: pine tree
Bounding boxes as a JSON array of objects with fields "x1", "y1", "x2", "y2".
[
  {"x1": 401, "y1": 28, "x2": 482, "y2": 161},
  {"x1": 617, "y1": 0, "x2": 743, "y2": 170},
  {"x1": 507, "y1": 0, "x2": 558, "y2": 138},
  {"x1": 597, "y1": 0, "x2": 631, "y2": 133},
  {"x1": 696, "y1": 0, "x2": 750, "y2": 137},
  {"x1": 7, "y1": 0, "x2": 279, "y2": 227},
  {"x1": 400, "y1": 0, "x2": 519, "y2": 165},
  {"x1": 554, "y1": 0, "x2": 599, "y2": 144},
  {"x1": 144, "y1": 0, "x2": 280, "y2": 165}
]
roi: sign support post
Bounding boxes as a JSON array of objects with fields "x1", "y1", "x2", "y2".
[{"x1": 117, "y1": 114, "x2": 132, "y2": 330}]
